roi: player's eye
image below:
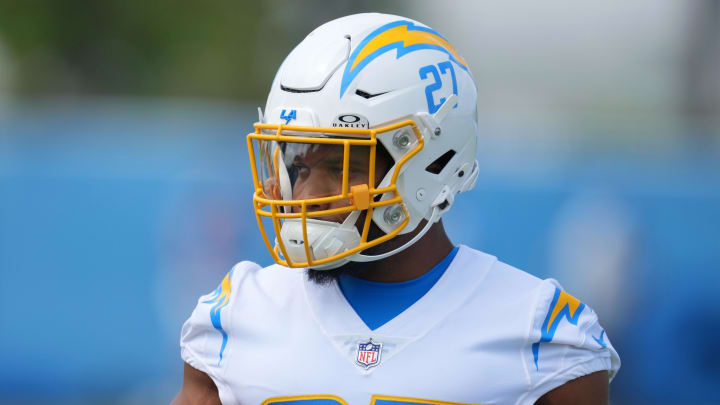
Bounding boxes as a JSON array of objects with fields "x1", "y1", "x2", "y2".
[{"x1": 288, "y1": 163, "x2": 309, "y2": 186}]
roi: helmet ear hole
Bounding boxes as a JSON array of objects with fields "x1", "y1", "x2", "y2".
[{"x1": 425, "y1": 150, "x2": 456, "y2": 174}]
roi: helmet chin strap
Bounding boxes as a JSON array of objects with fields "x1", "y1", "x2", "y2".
[{"x1": 350, "y1": 205, "x2": 441, "y2": 263}]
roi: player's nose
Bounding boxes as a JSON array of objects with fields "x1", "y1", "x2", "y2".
[
  {"x1": 291, "y1": 173, "x2": 339, "y2": 213},
  {"x1": 297, "y1": 198, "x2": 332, "y2": 213}
]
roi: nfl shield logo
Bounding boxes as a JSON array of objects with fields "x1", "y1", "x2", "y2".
[{"x1": 356, "y1": 338, "x2": 382, "y2": 369}]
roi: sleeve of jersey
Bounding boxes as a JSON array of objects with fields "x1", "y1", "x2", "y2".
[
  {"x1": 520, "y1": 279, "x2": 621, "y2": 404},
  {"x1": 179, "y1": 261, "x2": 254, "y2": 403}
]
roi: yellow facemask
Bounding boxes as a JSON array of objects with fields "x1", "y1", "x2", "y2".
[{"x1": 247, "y1": 119, "x2": 424, "y2": 268}]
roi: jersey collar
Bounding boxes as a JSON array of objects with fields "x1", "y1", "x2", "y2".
[{"x1": 302, "y1": 245, "x2": 497, "y2": 369}]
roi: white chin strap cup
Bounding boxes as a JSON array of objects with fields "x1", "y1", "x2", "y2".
[
  {"x1": 277, "y1": 211, "x2": 361, "y2": 270},
  {"x1": 277, "y1": 184, "x2": 447, "y2": 269},
  {"x1": 277, "y1": 202, "x2": 443, "y2": 270}
]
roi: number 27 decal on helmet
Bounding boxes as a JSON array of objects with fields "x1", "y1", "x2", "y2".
[{"x1": 248, "y1": 13, "x2": 479, "y2": 270}]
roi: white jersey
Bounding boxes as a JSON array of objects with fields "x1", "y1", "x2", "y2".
[{"x1": 180, "y1": 245, "x2": 620, "y2": 405}]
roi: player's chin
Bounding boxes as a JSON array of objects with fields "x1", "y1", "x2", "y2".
[{"x1": 306, "y1": 260, "x2": 362, "y2": 285}]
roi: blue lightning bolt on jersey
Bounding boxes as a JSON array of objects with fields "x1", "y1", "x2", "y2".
[{"x1": 180, "y1": 246, "x2": 620, "y2": 404}]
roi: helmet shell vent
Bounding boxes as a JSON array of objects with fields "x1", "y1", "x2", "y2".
[{"x1": 280, "y1": 29, "x2": 350, "y2": 91}]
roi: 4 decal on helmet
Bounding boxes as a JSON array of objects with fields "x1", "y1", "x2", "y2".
[{"x1": 280, "y1": 109, "x2": 297, "y2": 125}]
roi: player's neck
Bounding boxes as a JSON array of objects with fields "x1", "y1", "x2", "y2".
[{"x1": 355, "y1": 221, "x2": 454, "y2": 283}]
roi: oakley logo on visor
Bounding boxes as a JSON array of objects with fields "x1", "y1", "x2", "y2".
[{"x1": 332, "y1": 114, "x2": 369, "y2": 129}]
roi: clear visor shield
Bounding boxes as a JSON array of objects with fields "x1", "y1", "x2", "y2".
[
  {"x1": 247, "y1": 122, "x2": 423, "y2": 268},
  {"x1": 259, "y1": 141, "x2": 374, "y2": 207}
]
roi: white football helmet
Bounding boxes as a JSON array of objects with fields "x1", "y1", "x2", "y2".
[{"x1": 247, "y1": 13, "x2": 479, "y2": 270}]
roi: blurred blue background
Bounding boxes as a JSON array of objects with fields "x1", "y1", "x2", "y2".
[{"x1": 1, "y1": 1, "x2": 719, "y2": 404}]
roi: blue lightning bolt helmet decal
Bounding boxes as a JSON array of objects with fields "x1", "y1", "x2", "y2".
[
  {"x1": 340, "y1": 20, "x2": 469, "y2": 98},
  {"x1": 532, "y1": 287, "x2": 586, "y2": 370}
]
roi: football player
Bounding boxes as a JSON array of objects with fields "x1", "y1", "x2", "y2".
[{"x1": 173, "y1": 13, "x2": 620, "y2": 405}]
